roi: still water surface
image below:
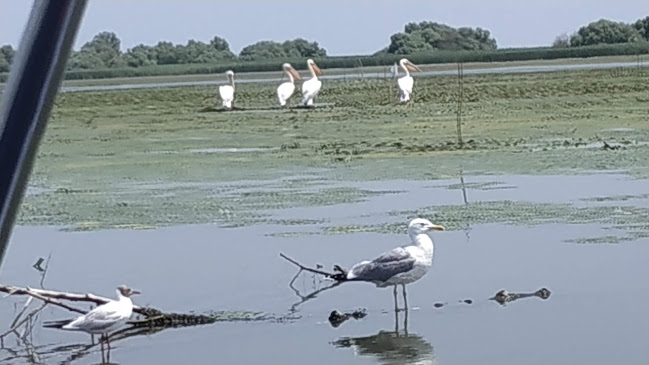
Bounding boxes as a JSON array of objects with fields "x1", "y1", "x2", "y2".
[{"x1": 1, "y1": 174, "x2": 648, "y2": 364}]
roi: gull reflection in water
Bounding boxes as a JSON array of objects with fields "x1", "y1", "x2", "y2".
[{"x1": 331, "y1": 311, "x2": 436, "y2": 365}]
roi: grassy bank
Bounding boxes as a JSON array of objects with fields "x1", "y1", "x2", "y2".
[{"x1": 18, "y1": 66, "x2": 649, "y2": 230}]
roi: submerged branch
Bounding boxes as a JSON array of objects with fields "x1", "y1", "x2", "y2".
[
  {"x1": 279, "y1": 253, "x2": 337, "y2": 277},
  {"x1": 280, "y1": 252, "x2": 349, "y2": 280}
]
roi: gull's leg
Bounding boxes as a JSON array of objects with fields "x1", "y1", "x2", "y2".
[
  {"x1": 402, "y1": 284, "x2": 408, "y2": 312},
  {"x1": 100, "y1": 335, "x2": 105, "y2": 360},
  {"x1": 393, "y1": 285, "x2": 399, "y2": 312},
  {"x1": 394, "y1": 308, "x2": 400, "y2": 333},
  {"x1": 404, "y1": 307, "x2": 409, "y2": 335}
]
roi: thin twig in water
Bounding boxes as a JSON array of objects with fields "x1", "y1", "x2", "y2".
[
  {"x1": 10, "y1": 297, "x2": 33, "y2": 328},
  {"x1": 0, "y1": 302, "x2": 46, "y2": 340},
  {"x1": 279, "y1": 253, "x2": 336, "y2": 277},
  {"x1": 281, "y1": 254, "x2": 346, "y2": 312},
  {"x1": 289, "y1": 279, "x2": 343, "y2": 313},
  {"x1": 39, "y1": 252, "x2": 52, "y2": 289}
]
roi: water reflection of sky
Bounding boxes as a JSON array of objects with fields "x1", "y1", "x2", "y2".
[{"x1": 1, "y1": 173, "x2": 648, "y2": 364}]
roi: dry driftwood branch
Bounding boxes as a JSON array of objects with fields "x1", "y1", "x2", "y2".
[
  {"x1": 0, "y1": 284, "x2": 218, "y2": 331},
  {"x1": 21, "y1": 289, "x2": 87, "y2": 315},
  {"x1": 0, "y1": 284, "x2": 145, "y2": 314}
]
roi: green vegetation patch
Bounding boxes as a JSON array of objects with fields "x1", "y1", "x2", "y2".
[
  {"x1": 323, "y1": 201, "x2": 649, "y2": 244},
  {"x1": 16, "y1": 67, "x2": 649, "y2": 231}
]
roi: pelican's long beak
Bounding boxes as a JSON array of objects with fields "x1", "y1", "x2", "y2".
[
  {"x1": 312, "y1": 63, "x2": 323, "y2": 76},
  {"x1": 427, "y1": 224, "x2": 445, "y2": 231},
  {"x1": 289, "y1": 67, "x2": 302, "y2": 80},
  {"x1": 406, "y1": 62, "x2": 422, "y2": 72}
]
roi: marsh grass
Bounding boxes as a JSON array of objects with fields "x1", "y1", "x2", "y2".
[{"x1": 19, "y1": 67, "x2": 649, "y2": 230}]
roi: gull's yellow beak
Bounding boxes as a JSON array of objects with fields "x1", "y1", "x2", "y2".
[{"x1": 427, "y1": 224, "x2": 445, "y2": 231}]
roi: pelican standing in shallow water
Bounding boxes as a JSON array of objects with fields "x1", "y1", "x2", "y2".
[
  {"x1": 277, "y1": 63, "x2": 302, "y2": 106},
  {"x1": 333, "y1": 218, "x2": 445, "y2": 311},
  {"x1": 301, "y1": 59, "x2": 323, "y2": 107},
  {"x1": 219, "y1": 70, "x2": 235, "y2": 109},
  {"x1": 43, "y1": 285, "x2": 140, "y2": 349},
  {"x1": 397, "y1": 58, "x2": 422, "y2": 103}
]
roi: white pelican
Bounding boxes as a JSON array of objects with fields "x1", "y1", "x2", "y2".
[
  {"x1": 301, "y1": 59, "x2": 323, "y2": 107},
  {"x1": 218, "y1": 70, "x2": 235, "y2": 109},
  {"x1": 397, "y1": 58, "x2": 422, "y2": 103},
  {"x1": 43, "y1": 285, "x2": 140, "y2": 349},
  {"x1": 277, "y1": 63, "x2": 301, "y2": 106},
  {"x1": 333, "y1": 218, "x2": 445, "y2": 311}
]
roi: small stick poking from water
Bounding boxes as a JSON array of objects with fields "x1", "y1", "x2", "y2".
[{"x1": 279, "y1": 253, "x2": 338, "y2": 277}]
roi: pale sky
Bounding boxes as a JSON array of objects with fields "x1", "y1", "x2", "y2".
[{"x1": 1, "y1": 1, "x2": 647, "y2": 56}]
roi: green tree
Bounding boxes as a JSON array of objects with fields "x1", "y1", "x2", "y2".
[
  {"x1": 385, "y1": 22, "x2": 497, "y2": 54},
  {"x1": 570, "y1": 19, "x2": 641, "y2": 47},
  {"x1": 124, "y1": 44, "x2": 158, "y2": 67},
  {"x1": 78, "y1": 31, "x2": 124, "y2": 67},
  {"x1": 67, "y1": 50, "x2": 105, "y2": 69},
  {"x1": 210, "y1": 36, "x2": 232, "y2": 52},
  {"x1": 0, "y1": 58, "x2": 9, "y2": 73},
  {"x1": 174, "y1": 39, "x2": 236, "y2": 64},
  {"x1": 552, "y1": 33, "x2": 571, "y2": 48},
  {"x1": 240, "y1": 41, "x2": 288, "y2": 61},
  {"x1": 0, "y1": 45, "x2": 15, "y2": 72},
  {"x1": 634, "y1": 16, "x2": 649, "y2": 40},
  {"x1": 153, "y1": 41, "x2": 179, "y2": 64},
  {"x1": 282, "y1": 38, "x2": 327, "y2": 58},
  {"x1": 239, "y1": 39, "x2": 326, "y2": 61}
]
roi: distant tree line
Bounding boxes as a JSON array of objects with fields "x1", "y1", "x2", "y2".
[
  {"x1": 58, "y1": 32, "x2": 326, "y2": 70},
  {"x1": 1, "y1": 17, "x2": 648, "y2": 73},
  {"x1": 0, "y1": 32, "x2": 327, "y2": 72},
  {"x1": 553, "y1": 16, "x2": 649, "y2": 47}
]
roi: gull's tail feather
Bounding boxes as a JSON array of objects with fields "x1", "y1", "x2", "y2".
[
  {"x1": 329, "y1": 265, "x2": 348, "y2": 281},
  {"x1": 43, "y1": 319, "x2": 73, "y2": 328}
]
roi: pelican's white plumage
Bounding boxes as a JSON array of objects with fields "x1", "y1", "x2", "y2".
[
  {"x1": 219, "y1": 70, "x2": 235, "y2": 109},
  {"x1": 301, "y1": 59, "x2": 323, "y2": 107},
  {"x1": 397, "y1": 58, "x2": 422, "y2": 103},
  {"x1": 277, "y1": 63, "x2": 301, "y2": 106}
]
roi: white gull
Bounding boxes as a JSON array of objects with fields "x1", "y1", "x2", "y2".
[
  {"x1": 334, "y1": 218, "x2": 445, "y2": 311},
  {"x1": 43, "y1": 285, "x2": 140, "y2": 348}
]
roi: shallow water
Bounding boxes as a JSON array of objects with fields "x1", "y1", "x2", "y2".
[{"x1": 1, "y1": 173, "x2": 648, "y2": 364}]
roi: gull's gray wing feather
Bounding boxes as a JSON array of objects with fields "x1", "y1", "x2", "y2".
[{"x1": 349, "y1": 247, "x2": 415, "y2": 283}]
